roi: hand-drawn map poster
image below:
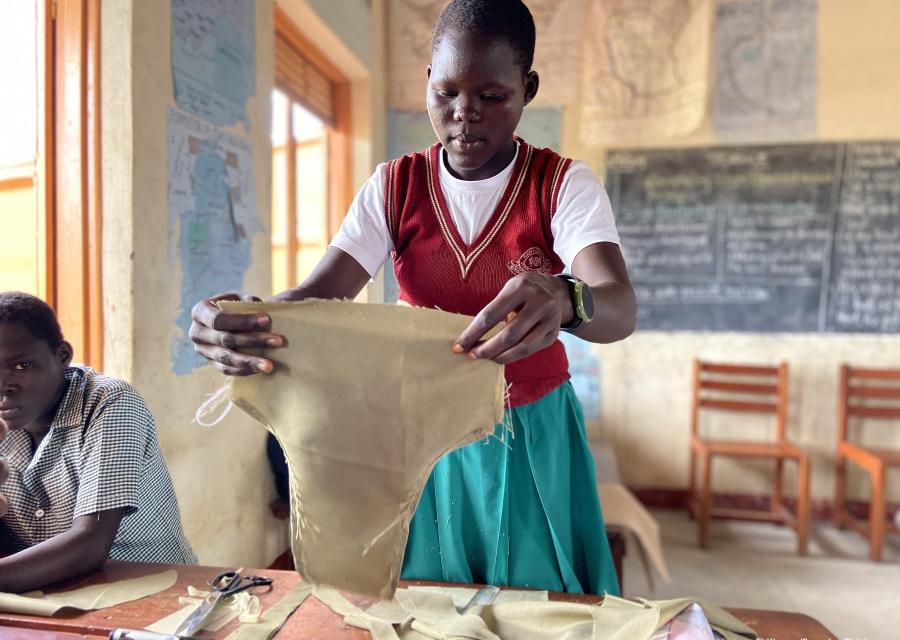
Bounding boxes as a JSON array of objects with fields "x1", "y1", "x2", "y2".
[
  {"x1": 714, "y1": 0, "x2": 817, "y2": 139},
  {"x1": 171, "y1": 0, "x2": 255, "y2": 129},
  {"x1": 580, "y1": 0, "x2": 712, "y2": 146},
  {"x1": 387, "y1": 0, "x2": 583, "y2": 111},
  {"x1": 167, "y1": 108, "x2": 261, "y2": 375}
]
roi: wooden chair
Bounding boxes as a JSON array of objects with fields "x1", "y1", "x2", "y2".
[
  {"x1": 834, "y1": 364, "x2": 900, "y2": 561},
  {"x1": 688, "y1": 359, "x2": 810, "y2": 553}
]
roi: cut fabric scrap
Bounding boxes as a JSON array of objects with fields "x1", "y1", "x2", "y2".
[
  {"x1": 407, "y1": 585, "x2": 548, "y2": 608},
  {"x1": 224, "y1": 580, "x2": 314, "y2": 640},
  {"x1": 326, "y1": 587, "x2": 756, "y2": 640},
  {"x1": 218, "y1": 300, "x2": 506, "y2": 600},
  {"x1": 145, "y1": 584, "x2": 259, "y2": 634},
  {"x1": 314, "y1": 586, "x2": 402, "y2": 640},
  {"x1": 0, "y1": 570, "x2": 177, "y2": 616}
]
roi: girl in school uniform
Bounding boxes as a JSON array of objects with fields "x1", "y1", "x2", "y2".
[
  {"x1": 191, "y1": 0, "x2": 635, "y2": 596},
  {"x1": 0, "y1": 292, "x2": 195, "y2": 593}
]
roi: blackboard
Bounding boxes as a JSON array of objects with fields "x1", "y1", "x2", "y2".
[{"x1": 606, "y1": 142, "x2": 900, "y2": 332}]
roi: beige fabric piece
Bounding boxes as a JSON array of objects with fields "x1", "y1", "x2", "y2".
[
  {"x1": 334, "y1": 588, "x2": 757, "y2": 640},
  {"x1": 145, "y1": 585, "x2": 261, "y2": 634},
  {"x1": 598, "y1": 483, "x2": 671, "y2": 585},
  {"x1": 314, "y1": 586, "x2": 403, "y2": 640},
  {"x1": 219, "y1": 300, "x2": 506, "y2": 600},
  {"x1": 224, "y1": 580, "x2": 314, "y2": 640},
  {"x1": 0, "y1": 570, "x2": 177, "y2": 616},
  {"x1": 407, "y1": 586, "x2": 548, "y2": 608},
  {"x1": 146, "y1": 600, "x2": 238, "y2": 634}
]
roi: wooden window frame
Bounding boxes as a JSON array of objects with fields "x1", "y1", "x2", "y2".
[
  {"x1": 273, "y1": 7, "x2": 352, "y2": 287},
  {"x1": 45, "y1": 0, "x2": 103, "y2": 368}
]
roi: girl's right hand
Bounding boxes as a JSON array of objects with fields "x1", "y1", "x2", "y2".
[{"x1": 189, "y1": 293, "x2": 285, "y2": 376}]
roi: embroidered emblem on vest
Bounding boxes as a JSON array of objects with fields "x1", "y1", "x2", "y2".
[{"x1": 508, "y1": 247, "x2": 552, "y2": 275}]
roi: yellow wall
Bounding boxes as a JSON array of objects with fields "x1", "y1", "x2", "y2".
[
  {"x1": 99, "y1": 0, "x2": 387, "y2": 566},
  {"x1": 559, "y1": 0, "x2": 900, "y2": 502}
]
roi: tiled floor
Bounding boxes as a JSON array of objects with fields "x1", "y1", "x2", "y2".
[{"x1": 621, "y1": 509, "x2": 900, "y2": 640}]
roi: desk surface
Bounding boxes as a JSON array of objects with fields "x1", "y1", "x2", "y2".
[{"x1": 1, "y1": 562, "x2": 837, "y2": 640}]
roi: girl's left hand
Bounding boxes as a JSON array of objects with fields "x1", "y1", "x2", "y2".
[{"x1": 454, "y1": 273, "x2": 572, "y2": 364}]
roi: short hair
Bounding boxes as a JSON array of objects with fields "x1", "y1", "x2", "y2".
[
  {"x1": 433, "y1": 0, "x2": 536, "y2": 75},
  {"x1": 0, "y1": 292, "x2": 65, "y2": 350}
]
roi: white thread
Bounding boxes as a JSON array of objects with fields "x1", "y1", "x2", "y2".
[{"x1": 194, "y1": 384, "x2": 233, "y2": 427}]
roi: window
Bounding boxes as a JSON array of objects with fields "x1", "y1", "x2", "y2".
[
  {"x1": 271, "y1": 8, "x2": 351, "y2": 294},
  {"x1": 0, "y1": 0, "x2": 102, "y2": 367},
  {"x1": 0, "y1": 1, "x2": 43, "y2": 296}
]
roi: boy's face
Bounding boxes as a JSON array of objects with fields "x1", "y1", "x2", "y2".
[
  {"x1": 0, "y1": 323, "x2": 71, "y2": 434},
  {"x1": 427, "y1": 31, "x2": 538, "y2": 181}
]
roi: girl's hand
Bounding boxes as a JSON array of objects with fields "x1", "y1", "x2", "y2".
[
  {"x1": 189, "y1": 293, "x2": 285, "y2": 376},
  {"x1": 454, "y1": 273, "x2": 572, "y2": 364}
]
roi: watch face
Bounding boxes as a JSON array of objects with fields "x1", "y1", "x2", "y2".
[{"x1": 580, "y1": 282, "x2": 595, "y2": 322}]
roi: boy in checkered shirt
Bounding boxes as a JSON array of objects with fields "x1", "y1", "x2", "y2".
[{"x1": 0, "y1": 292, "x2": 195, "y2": 592}]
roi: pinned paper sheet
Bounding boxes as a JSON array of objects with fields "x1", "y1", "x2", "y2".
[
  {"x1": 580, "y1": 0, "x2": 712, "y2": 145},
  {"x1": 0, "y1": 571, "x2": 177, "y2": 617}
]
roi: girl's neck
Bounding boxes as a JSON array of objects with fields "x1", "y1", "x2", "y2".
[{"x1": 444, "y1": 139, "x2": 517, "y2": 181}]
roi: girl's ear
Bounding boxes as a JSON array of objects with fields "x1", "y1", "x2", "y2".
[
  {"x1": 55, "y1": 341, "x2": 74, "y2": 368},
  {"x1": 523, "y1": 70, "x2": 539, "y2": 106}
]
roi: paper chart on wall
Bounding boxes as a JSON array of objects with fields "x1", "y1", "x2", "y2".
[
  {"x1": 714, "y1": 0, "x2": 817, "y2": 139},
  {"x1": 387, "y1": 0, "x2": 583, "y2": 112},
  {"x1": 167, "y1": 107, "x2": 261, "y2": 376},
  {"x1": 580, "y1": 0, "x2": 712, "y2": 146},
  {"x1": 171, "y1": 0, "x2": 255, "y2": 129}
]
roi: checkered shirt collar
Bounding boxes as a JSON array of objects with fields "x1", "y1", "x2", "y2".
[{"x1": 49, "y1": 366, "x2": 89, "y2": 429}]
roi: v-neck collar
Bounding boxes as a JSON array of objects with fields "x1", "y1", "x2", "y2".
[{"x1": 425, "y1": 139, "x2": 534, "y2": 280}]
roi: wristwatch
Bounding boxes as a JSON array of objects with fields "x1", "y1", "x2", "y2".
[{"x1": 556, "y1": 274, "x2": 594, "y2": 332}]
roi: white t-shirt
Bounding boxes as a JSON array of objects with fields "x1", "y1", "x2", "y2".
[{"x1": 330, "y1": 144, "x2": 621, "y2": 277}]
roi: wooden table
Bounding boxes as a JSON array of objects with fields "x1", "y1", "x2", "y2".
[{"x1": 0, "y1": 562, "x2": 838, "y2": 640}]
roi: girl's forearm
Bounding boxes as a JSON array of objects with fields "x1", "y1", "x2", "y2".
[{"x1": 0, "y1": 509, "x2": 123, "y2": 593}]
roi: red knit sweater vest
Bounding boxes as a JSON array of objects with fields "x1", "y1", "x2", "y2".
[{"x1": 384, "y1": 139, "x2": 572, "y2": 407}]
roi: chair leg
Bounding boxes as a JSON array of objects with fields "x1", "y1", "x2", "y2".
[
  {"x1": 698, "y1": 453, "x2": 712, "y2": 548},
  {"x1": 796, "y1": 456, "x2": 810, "y2": 556},
  {"x1": 688, "y1": 447, "x2": 697, "y2": 520},
  {"x1": 834, "y1": 456, "x2": 846, "y2": 529},
  {"x1": 870, "y1": 464, "x2": 886, "y2": 562},
  {"x1": 773, "y1": 457, "x2": 784, "y2": 516}
]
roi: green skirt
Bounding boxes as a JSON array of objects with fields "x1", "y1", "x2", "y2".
[{"x1": 401, "y1": 382, "x2": 620, "y2": 596}]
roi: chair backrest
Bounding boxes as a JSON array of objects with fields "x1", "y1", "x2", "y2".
[
  {"x1": 837, "y1": 365, "x2": 900, "y2": 445},
  {"x1": 691, "y1": 359, "x2": 789, "y2": 442}
]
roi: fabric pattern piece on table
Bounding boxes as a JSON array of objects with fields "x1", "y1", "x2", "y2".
[
  {"x1": 217, "y1": 300, "x2": 506, "y2": 600},
  {"x1": 0, "y1": 570, "x2": 177, "y2": 616},
  {"x1": 223, "y1": 580, "x2": 313, "y2": 640},
  {"x1": 145, "y1": 584, "x2": 261, "y2": 634},
  {"x1": 407, "y1": 585, "x2": 548, "y2": 607},
  {"x1": 327, "y1": 588, "x2": 757, "y2": 640}
]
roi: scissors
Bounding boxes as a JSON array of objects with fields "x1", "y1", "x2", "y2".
[{"x1": 174, "y1": 571, "x2": 273, "y2": 637}]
